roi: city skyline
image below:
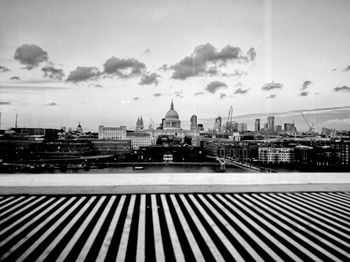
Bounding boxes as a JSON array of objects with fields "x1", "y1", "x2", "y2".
[{"x1": 1, "y1": 0, "x2": 350, "y2": 131}]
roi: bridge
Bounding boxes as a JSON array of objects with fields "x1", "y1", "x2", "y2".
[{"x1": 208, "y1": 156, "x2": 275, "y2": 172}]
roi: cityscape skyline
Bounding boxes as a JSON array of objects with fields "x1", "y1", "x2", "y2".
[{"x1": 1, "y1": 0, "x2": 350, "y2": 131}]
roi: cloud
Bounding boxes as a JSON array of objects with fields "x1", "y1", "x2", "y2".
[
  {"x1": 334, "y1": 86, "x2": 350, "y2": 92},
  {"x1": 10, "y1": 76, "x2": 20, "y2": 80},
  {"x1": 66, "y1": 66, "x2": 100, "y2": 83},
  {"x1": 143, "y1": 48, "x2": 151, "y2": 54},
  {"x1": 88, "y1": 83, "x2": 103, "y2": 88},
  {"x1": 262, "y1": 82, "x2": 283, "y2": 91},
  {"x1": 139, "y1": 72, "x2": 160, "y2": 85},
  {"x1": 206, "y1": 81, "x2": 227, "y2": 93},
  {"x1": 171, "y1": 43, "x2": 254, "y2": 79},
  {"x1": 234, "y1": 88, "x2": 249, "y2": 94},
  {"x1": 153, "y1": 93, "x2": 163, "y2": 97},
  {"x1": 158, "y1": 64, "x2": 168, "y2": 71},
  {"x1": 0, "y1": 65, "x2": 10, "y2": 73},
  {"x1": 45, "y1": 101, "x2": 57, "y2": 106},
  {"x1": 331, "y1": 68, "x2": 337, "y2": 72},
  {"x1": 14, "y1": 44, "x2": 49, "y2": 69},
  {"x1": 133, "y1": 97, "x2": 139, "y2": 100},
  {"x1": 344, "y1": 65, "x2": 350, "y2": 71},
  {"x1": 220, "y1": 93, "x2": 226, "y2": 99},
  {"x1": 42, "y1": 65, "x2": 65, "y2": 80},
  {"x1": 173, "y1": 91, "x2": 183, "y2": 98},
  {"x1": 194, "y1": 91, "x2": 205, "y2": 96},
  {"x1": 0, "y1": 101, "x2": 11, "y2": 105},
  {"x1": 299, "y1": 91, "x2": 309, "y2": 96},
  {"x1": 246, "y1": 48, "x2": 256, "y2": 61},
  {"x1": 301, "y1": 80, "x2": 312, "y2": 90},
  {"x1": 266, "y1": 94, "x2": 276, "y2": 99},
  {"x1": 103, "y1": 57, "x2": 146, "y2": 78}
]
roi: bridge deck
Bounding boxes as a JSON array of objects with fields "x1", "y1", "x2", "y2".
[{"x1": 0, "y1": 192, "x2": 349, "y2": 261}]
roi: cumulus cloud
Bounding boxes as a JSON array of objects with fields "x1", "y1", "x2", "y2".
[
  {"x1": 220, "y1": 93, "x2": 226, "y2": 99},
  {"x1": 301, "y1": 80, "x2": 312, "y2": 90},
  {"x1": 153, "y1": 93, "x2": 163, "y2": 97},
  {"x1": 206, "y1": 81, "x2": 227, "y2": 94},
  {"x1": 344, "y1": 65, "x2": 350, "y2": 71},
  {"x1": 14, "y1": 44, "x2": 49, "y2": 69},
  {"x1": 266, "y1": 94, "x2": 276, "y2": 99},
  {"x1": 143, "y1": 48, "x2": 151, "y2": 54},
  {"x1": 171, "y1": 43, "x2": 255, "y2": 80},
  {"x1": 194, "y1": 92, "x2": 205, "y2": 96},
  {"x1": 331, "y1": 68, "x2": 337, "y2": 72},
  {"x1": 10, "y1": 76, "x2": 20, "y2": 80},
  {"x1": 139, "y1": 72, "x2": 160, "y2": 85},
  {"x1": 0, "y1": 101, "x2": 11, "y2": 105},
  {"x1": 0, "y1": 65, "x2": 10, "y2": 73},
  {"x1": 234, "y1": 88, "x2": 249, "y2": 94},
  {"x1": 334, "y1": 86, "x2": 350, "y2": 92},
  {"x1": 103, "y1": 57, "x2": 146, "y2": 78},
  {"x1": 299, "y1": 91, "x2": 309, "y2": 96},
  {"x1": 42, "y1": 65, "x2": 65, "y2": 80},
  {"x1": 262, "y1": 82, "x2": 283, "y2": 91},
  {"x1": 133, "y1": 97, "x2": 139, "y2": 100},
  {"x1": 66, "y1": 66, "x2": 100, "y2": 83},
  {"x1": 158, "y1": 64, "x2": 168, "y2": 71}
]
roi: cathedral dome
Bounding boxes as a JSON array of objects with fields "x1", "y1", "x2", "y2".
[{"x1": 165, "y1": 100, "x2": 179, "y2": 120}]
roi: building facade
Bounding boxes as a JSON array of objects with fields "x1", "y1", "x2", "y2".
[
  {"x1": 267, "y1": 116, "x2": 275, "y2": 132},
  {"x1": 98, "y1": 126, "x2": 126, "y2": 140},
  {"x1": 162, "y1": 100, "x2": 181, "y2": 130},
  {"x1": 190, "y1": 115, "x2": 198, "y2": 130},
  {"x1": 258, "y1": 147, "x2": 294, "y2": 164},
  {"x1": 255, "y1": 119, "x2": 260, "y2": 132}
]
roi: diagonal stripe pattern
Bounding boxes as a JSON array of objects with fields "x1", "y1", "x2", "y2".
[{"x1": 0, "y1": 192, "x2": 349, "y2": 261}]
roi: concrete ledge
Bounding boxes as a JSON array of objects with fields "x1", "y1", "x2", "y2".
[
  {"x1": 1, "y1": 183, "x2": 350, "y2": 194},
  {"x1": 0, "y1": 173, "x2": 350, "y2": 194}
]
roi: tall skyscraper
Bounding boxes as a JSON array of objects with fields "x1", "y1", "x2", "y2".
[
  {"x1": 214, "y1": 116, "x2": 222, "y2": 132},
  {"x1": 190, "y1": 115, "x2": 198, "y2": 130},
  {"x1": 255, "y1": 118, "x2": 260, "y2": 131},
  {"x1": 267, "y1": 116, "x2": 275, "y2": 132}
]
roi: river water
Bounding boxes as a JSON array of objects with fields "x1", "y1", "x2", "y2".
[{"x1": 52, "y1": 165, "x2": 249, "y2": 174}]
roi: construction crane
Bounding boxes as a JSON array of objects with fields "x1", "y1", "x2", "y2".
[
  {"x1": 300, "y1": 112, "x2": 315, "y2": 132},
  {"x1": 225, "y1": 106, "x2": 234, "y2": 133}
]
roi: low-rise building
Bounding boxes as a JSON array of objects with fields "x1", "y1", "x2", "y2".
[
  {"x1": 127, "y1": 132, "x2": 154, "y2": 148},
  {"x1": 98, "y1": 125, "x2": 126, "y2": 140},
  {"x1": 258, "y1": 147, "x2": 294, "y2": 164}
]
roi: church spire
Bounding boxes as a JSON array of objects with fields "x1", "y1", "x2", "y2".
[{"x1": 170, "y1": 99, "x2": 174, "y2": 110}]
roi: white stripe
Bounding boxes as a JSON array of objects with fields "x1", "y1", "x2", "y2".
[
  {"x1": 282, "y1": 194, "x2": 350, "y2": 230},
  {"x1": 0, "y1": 196, "x2": 18, "y2": 208},
  {"x1": 1, "y1": 197, "x2": 75, "y2": 261},
  {"x1": 189, "y1": 194, "x2": 245, "y2": 261},
  {"x1": 150, "y1": 194, "x2": 165, "y2": 262},
  {"x1": 160, "y1": 194, "x2": 185, "y2": 262},
  {"x1": 337, "y1": 192, "x2": 350, "y2": 199},
  {"x1": 296, "y1": 193, "x2": 350, "y2": 217},
  {"x1": 328, "y1": 192, "x2": 350, "y2": 202},
  {"x1": 247, "y1": 194, "x2": 347, "y2": 260},
  {"x1": 76, "y1": 196, "x2": 116, "y2": 261},
  {"x1": 116, "y1": 195, "x2": 136, "y2": 262},
  {"x1": 136, "y1": 195, "x2": 146, "y2": 262},
  {"x1": 0, "y1": 196, "x2": 39, "y2": 224},
  {"x1": 96, "y1": 195, "x2": 126, "y2": 262},
  {"x1": 36, "y1": 196, "x2": 96, "y2": 261},
  {"x1": 16, "y1": 197, "x2": 84, "y2": 262},
  {"x1": 199, "y1": 194, "x2": 265, "y2": 262},
  {"x1": 309, "y1": 193, "x2": 350, "y2": 211},
  {"x1": 57, "y1": 196, "x2": 106, "y2": 261},
  {"x1": 0, "y1": 197, "x2": 65, "y2": 247},
  {"x1": 237, "y1": 194, "x2": 337, "y2": 262},
  {"x1": 179, "y1": 194, "x2": 225, "y2": 262},
  {"x1": 217, "y1": 194, "x2": 301, "y2": 262},
  {"x1": 0, "y1": 197, "x2": 53, "y2": 236},
  {"x1": 261, "y1": 194, "x2": 350, "y2": 247},
  {"x1": 170, "y1": 194, "x2": 205, "y2": 262}
]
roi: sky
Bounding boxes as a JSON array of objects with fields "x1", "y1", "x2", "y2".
[{"x1": 0, "y1": 0, "x2": 350, "y2": 131}]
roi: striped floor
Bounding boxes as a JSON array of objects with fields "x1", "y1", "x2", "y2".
[{"x1": 0, "y1": 192, "x2": 349, "y2": 261}]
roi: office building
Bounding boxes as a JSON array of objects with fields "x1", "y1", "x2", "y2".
[
  {"x1": 267, "y1": 116, "x2": 275, "y2": 132},
  {"x1": 98, "y1": 125, "x2": 127, "y2": 140},
  {"x1": 190, "y1": 115, "x2": 198, "y2": 130},
  {"x1": 255, "y1": 119, "x2": 260, "y2": 131}
]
